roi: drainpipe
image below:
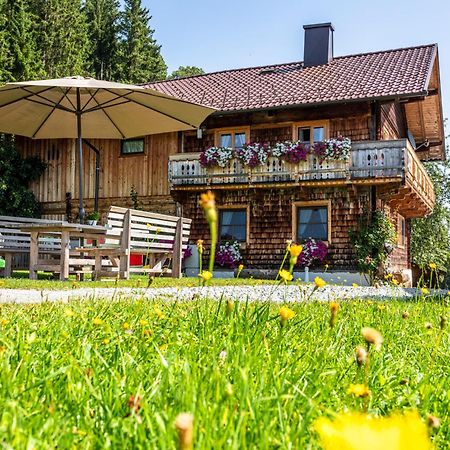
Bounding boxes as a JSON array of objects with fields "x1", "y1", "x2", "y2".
[{"x1": 82, "y1": 139, "x2": 100, "y2": 212}]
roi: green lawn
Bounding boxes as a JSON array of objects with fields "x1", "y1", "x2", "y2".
[
  {"x1": 0, "y1": 272, "x2": 274, "y2": 290},
  {"x1": 0, "y1": 296, "x2": 448, "y2": 448}
]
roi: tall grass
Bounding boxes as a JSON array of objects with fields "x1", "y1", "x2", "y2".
[{"x1": 0, "y1": 297, "x2": 448, "y2": 448}]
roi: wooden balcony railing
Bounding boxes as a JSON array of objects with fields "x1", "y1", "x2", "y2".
[{"x1": 169, "y1": 139, "x2": 435, "y2": 207}]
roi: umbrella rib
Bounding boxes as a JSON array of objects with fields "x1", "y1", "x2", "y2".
[
  {"x1": 31, "y1": 88, "x2": 70, "y2": 138},
  {"x1": 58, "y1": 87, "x2": 77, "y2": 111},
  {"x1": 81, "y1": 89, "x2": 101, "y2": 112},
  {"x1": 83, "y1": 89, "x2": 135, "y2": 113},
  {"x1": 90, "y1": 95, "x2": 126, "y2": 139},
  {"x1": 102, "y1": 88, "x2": 198, "y2": 129},
  {"x1": 20, "y1": 87, "x2": 76, "y2": 113},
  {"x1": 25, "y1": 97, "x2": 74, "y2": 114},
  {"x1": 0, "y1": 86, "x2": 56, "y2": 110},
  {"x1": 85, "y1": 99, "x2": 131, "y2": 113}
]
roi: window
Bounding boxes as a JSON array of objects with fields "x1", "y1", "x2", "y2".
[
  {"x1": 219, "y1": 208, "x2": 247, "y2": 242},
  {"x1": 398, "y1": 215, "x2": 406, "y2": 247},
  {"x1": 121, "y1": 138, "x2": 144, "y2": 155},
  {"x1": 293, "y1": 201, "x2": 330, "y2": 242},
  {"x1": 294, "y1": 121, "x2": 328, "y2": 145},
  {"x1": 216, "y1": 128, "x2": 249, "y2": 149}
]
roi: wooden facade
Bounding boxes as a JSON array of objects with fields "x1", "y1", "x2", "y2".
[{"x1": 16, "y1": 84, "x2": 442, "y2": 275}]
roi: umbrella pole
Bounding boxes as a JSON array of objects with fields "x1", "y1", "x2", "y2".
[{"x1": 76, "y1": 88, "x2": 85, "y2": 224}]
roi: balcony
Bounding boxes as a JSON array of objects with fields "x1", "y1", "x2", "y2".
[{"x1": 169, "y1": 139, "x2": 435, "y2": 216}]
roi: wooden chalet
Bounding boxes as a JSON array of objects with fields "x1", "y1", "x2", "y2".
[{"x1": 18, "y1": 23, "x2": 445, "y2": 279}]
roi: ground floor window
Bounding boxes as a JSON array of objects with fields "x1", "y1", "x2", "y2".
[
  {"x1": 219, "y1": 207, "x2": 248, "y2": 242},
  {"x1": 292, "y1": 201, "x2": 331, "y2": 242}
]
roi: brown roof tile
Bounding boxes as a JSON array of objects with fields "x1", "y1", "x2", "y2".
[{"x1": 145, "y1": 44, "x2": 436, "y2": 111}]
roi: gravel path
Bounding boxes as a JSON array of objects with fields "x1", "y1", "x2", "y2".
[{"x1": 0, "y1": 284, "x2": 441, "y2": 304}]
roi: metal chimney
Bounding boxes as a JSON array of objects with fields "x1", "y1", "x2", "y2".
[{"x1": 303, "y1": 23, "x2": 334, "y2": 67}]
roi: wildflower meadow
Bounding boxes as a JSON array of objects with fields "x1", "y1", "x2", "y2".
[{"x1": 0, "y1": 296, "x2": 448, "y2": 448}]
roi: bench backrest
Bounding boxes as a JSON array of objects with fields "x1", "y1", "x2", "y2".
[
  {"x1": 105, "y1": 206, "x2": 191, "y2": 254},
  {"x1": 0, "y1": 215, "x2": 63, "y2": 252}
]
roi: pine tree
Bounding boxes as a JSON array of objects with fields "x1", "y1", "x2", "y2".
[
  {"x1": 0, "y1": 0, "x2": 41, "y2": 81},
  {"x1": 118, "y1": 0, "x2": 167, "y2": 84},
  {"x1": 0, "y1": 0, "x2": 12, "y2": 82},
  {"x1": 84, "y1": 0, "x2": 120, "y2": 80},
  {"x1": 32, "y1": 0, "x2": 90, "y2": 78}
]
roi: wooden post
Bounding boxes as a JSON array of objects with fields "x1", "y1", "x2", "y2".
[
  {"x1": 60, "y1": 231, "x2": 70, "y2": 281},
  {"x1": 29, "y1": 232, "x2": 39, "y2": 280},
  {"x1": 119, "y1": 209, "x2": 131, "y2": 279},
  {"x1": 172, "y1": 218, "x2": 183, "y2": 279},
  {"x1": 94, "y1": 254, "x2": 102, "y2": 281},
  {"x1": 4, "y1": 253, "x2": 12, "y2": 278}
]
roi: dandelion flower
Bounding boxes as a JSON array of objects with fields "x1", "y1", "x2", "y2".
[
  {"x1": 421, "y1": 287, "x2": 430, "y2": 295},
  {"x1": 64, "y1": 308, "x2": 75, "y2": 318},
  {"x1": 315, "y1": 410, "x2": 432, "y2": 450},
  {"x1": 155, "y1": 308, "x2": 164, "y2": 320},
  {"x1": 198, "y1": 270, "x2": 213, "y2": 284},
  {"x1": 429, "y1": 262, "x2": 437, "y2": 270},
  {"x1": 362, "y1": 327, "x2": 383, "y2": 350},
  {"x1": 352, "y1": 283, "x2": 359, "y2": 288},
  {"x1": 347, "y1": 384, "x2": 371, "y2": 398},
  {"x1": 92, "y1": 317, "x2": 103, "y2": 326},
  {"x1": 279, "y1": 306, "x2": 295, "y2": 326},
  {"x1": 289, "y1": 243, "x2": 303, "y2": 257},
  {"x1": 139, "y1": 319, "x2": 148, "y2": 326},
  {"x1": 314, "y1": 277, "x2": 326, "y2": 289},
  {"x1": 279, "y1": 269, "x2": 293, "y2": 283},
  {"x1": 102, "y1": 338, "x2": 110, "y2": 345},
  {"x1": 123, "y1": 322, "x2": 130, "y2": 330}
]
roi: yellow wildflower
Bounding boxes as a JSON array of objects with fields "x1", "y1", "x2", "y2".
[
  {"x1": 92, "y1": 317, "x2": 103, "y2": 326},
  {"x1": 1, "y1": 319, "x2": 9, "y2": 326},
  {"x1": 421, "y1": 287, "x2": 430, "y2": 295},
  {"x1": 155, "y1": 308, "x2": 164, "y2": 320},
  {"x1": 392, "y1": 279, "x2": 399, "y2": 286},
  {"x1": 314, "y1": 277, "x2": 326, "y2": 289},
  {"x1": 123, "y1": 322, "x2": 130, "y2": 330},
  {"x1": 289, "y1": 243, "x2": 303, "y2": 258},
  {"x1": 378, "y1": 304, "x2": 387, "y2": 311},
  {"x1": 315, "y1": 411, "x2": 432, "y2": 450},
  {"x1": 64, "y1": 308, "x2": 75, "y2": 318},
  {"x1": 199, "y1": 270, "x2": 213, "y2": 284},
  {"x1": 238, "y1": 264, "x2": 244, "y2": 272},
  {"x1": 139, "y1": 319, "x2": 148, "y2": 326},
  {"x1": 102, "y1": 338, "x2": 110, "y2": 345},
  {"x1": 199, "y1": 191, "x2": 217, "y2": 223},
  {"x1": 352, "y1": 283, "x2": 358, "y2": 288},
  {"x1": 279, "y1": 306, "x2": 295, "y2": 326},
  {"x1": 429, "y1": 262, "x2": 437, "y2": 270},
  {"x1": 347, "y1": 384, "x2": 371, "y2": 398},
  {"x1": 330, "y1": 302, "x2": 339, "y2": 313},
  {"x1": 362, "y1": 327, "x2": 383, "y2": 350},
  {"x1": 278, "y1": 269, "x2": 293, "y2": 283}
]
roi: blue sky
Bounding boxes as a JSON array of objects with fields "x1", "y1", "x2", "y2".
[{"x1": 144, "y1": 0, "x2": 449, "y2": 122}]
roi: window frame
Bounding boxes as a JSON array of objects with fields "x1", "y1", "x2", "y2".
[
  {"x1": 121, "y1": 138, "x2": 145, "y2": 156},
  {"x1": 292, "y1": 200, "x2": 331, "y2": 244},
  {"x1": 214, "y1": 127, "x2": 250, "y2": 150},
  {"x1": 218, "y1": 204, "x2": 250, "y2": 245},
  {"x1": 292, "y1": 120, "x2": 330, "y2": 145},
  {"x1": 398, "y1": 214, "x2": 406, "y2": 248}
]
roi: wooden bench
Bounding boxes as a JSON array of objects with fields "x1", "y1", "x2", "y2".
[
  {"x1": 79, "y1": 206, "x2": 192, "y2": 279},
  {"x1": 0, "y1": 215, "x2": 63, "y2": 277}
]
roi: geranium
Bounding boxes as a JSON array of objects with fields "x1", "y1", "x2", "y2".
[
  {"x1": 199, "y1": 146, "x2": 234, "y2": 167},
  {"x1": 236, "y1": 143, "x2": 270, "y2": 168},
  {"x1": 271, "y1": 141, "x2": 290, "y2": 157},
  {"x1": 282, "y1": 141, "x2": 309, "y2": 163},
  {"x1": 296, "y1": 238, "x2": 328, "y2": 267},
  {"x1": 215, "y1": 241, "x2": 242, "y2": 268},
  {"x1": 323, "y1": 136, "x2": 352, "y2": 161}
]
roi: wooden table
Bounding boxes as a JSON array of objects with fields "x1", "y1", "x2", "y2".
[{"x1": 19, "y1": 222, "x2": 108, "y2": 281}]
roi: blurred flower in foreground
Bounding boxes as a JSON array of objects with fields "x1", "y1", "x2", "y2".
[
  {"x1": 175, "y1": 413, "x2": 194, "y2": 450},
  {"x1": 315, "y1": 411, "x2": 432, "y2": 450},
  {"x1": 199, "y1": 270, "x2": 213, "y2": 285},
  {"x1": 362, "y1": 327, "x2": 383, "y2": 351}
]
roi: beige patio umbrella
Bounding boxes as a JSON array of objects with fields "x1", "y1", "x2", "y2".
[{"x1": 0, "y1": 76, "x2": 215, "y2": 222}]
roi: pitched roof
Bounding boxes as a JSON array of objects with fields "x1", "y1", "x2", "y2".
[{"x1": 145, "y1": 44, "x2": 437, "y2": 112}]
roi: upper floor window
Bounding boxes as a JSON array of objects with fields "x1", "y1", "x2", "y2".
[
  {"x1": 294, "y1": 121, "x2": 328, "y2": 145},
  {"x1": 219, "y1": 207, "x2": 248, "y2": 242},
  {"x1": 121, "y1": 138, "x2": 144, "y2": 155},
  {"x1": 215, "y1": 128, "x2": 249, "y2": 149}
]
